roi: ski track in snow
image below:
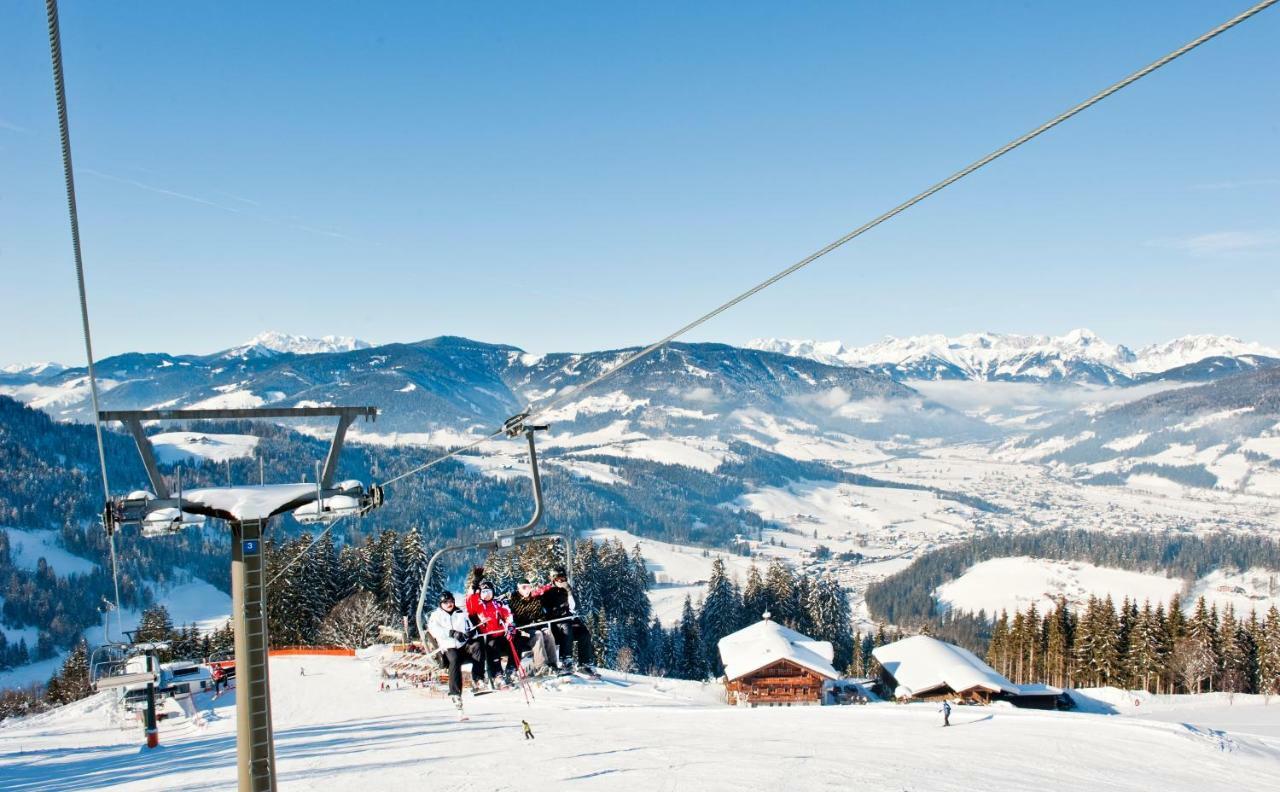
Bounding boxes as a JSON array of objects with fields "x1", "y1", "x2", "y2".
[{"x1": 2, "y1": 654, "x2": 1279, "y2": 791}]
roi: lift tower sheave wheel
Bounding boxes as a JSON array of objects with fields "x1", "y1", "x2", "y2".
[{"x1": 100, "y1": 406, "x2": 382, "y2": 792}]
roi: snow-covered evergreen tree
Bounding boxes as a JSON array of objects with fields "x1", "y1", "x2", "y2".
[
  {"x1": 806, "y1": 575, "x2": 853, "y2": 671},
  {"x1": 763, "y1": 559, "x2": 797, "y2": 627},
  {"x1": 677, "y1": 596, "x2": 706, "y2": 680},
  {"x1": 45, "y1": 640, "x2": 91, "y2": 706},
  {"x1": 1221, "y1": 606, "x2": 1252, "y2": 693},
  {"x1": 987, "y1": 610, "x2": 1010, "y2": 678},
  {"x1": 699, "y1": 558, "x2": 742, "y2": 675},
  {"x1": 1257, "y1": 606, "x2": 1280, "y2": 697},
  {"x1": 741, "y1": 565, "x2": 767, "y2": 625}
]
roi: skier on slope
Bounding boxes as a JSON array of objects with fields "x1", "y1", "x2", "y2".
[
  {"x1": 465, "y1": 580, "x2": 516, "y2": 688},
  {"x1": 427, "y1": 591, "x2": 484, "y2": 710},
  {"x1": 940, "y1": 700, "x2": 952, "y2": 727},
  {"x1": 537, "y1": 568, "x2": 597, "y2": 676},
  {"x1": 510, "y1": 581, "x2": 560, "y2": 674}
]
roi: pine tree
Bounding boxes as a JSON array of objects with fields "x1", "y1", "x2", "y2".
[
  {"x1": 1257, "y1": 606, "x2": 1280, "y2": 697},
  {"x1": 741, "y1": 565, "x2": 767, "y2": 625},
  {"x1": 1091, "y1": 596, "x2": 1122, "y2": 686},
  {"x1": 699, "y1": 558, "x2": 742, "y2": 675},
  {"x1": 806, "y1": 575, "x2": 854, "y2": 671},
  {"x1": 396, "y1": 527, "x2": 427, "y2": 626},
  {"x1": 1126, "y1": 601, "x2": 1163, "y2": 693},
  {"x1": 987, "y1": 610, "x2": 1010, "y2": 678},
  {"x1": 135, "y1": 604, "x2": 174, "y2": 644},
  {"x1": 1152, "y1": 602, "x2": 1172, "y2": 694},
  {"x1": 848, "y1": 631, "x2": 865, "y2": 677},
  {"x1": 647, "y1": 618, "x2": 669, "y2": 676},
  {"x1": 791, "y1": 575, "x2": 816, "y2": 637},
  {"x1": 1071, "y1": 597, "x2": 1098, "y2": 687},
  {"x1": 316, "y1": 529, "x2": 343, "y2": 616},
  {"x1": 1218, "y1": 606, "x2": 1248, "y2": 694},
  {"x1": 763, "y1": 560, "x2": 798, "y2": 627},
  {"x1": 1179, "y1": 597, "x2": 1220, "y2": 693},
  {"x1": 677, "y1": 596, "x2": 706, "y2": 680},
  {"x1": 1009, "y1": 610, "x2": 1028, "y2": 684},
  {"x1": 1044, "y1": 598, "x2": 1071, "y2": 689},
  {"x1": 45, "y1": 640, "x2": 92, "y2": 705}
]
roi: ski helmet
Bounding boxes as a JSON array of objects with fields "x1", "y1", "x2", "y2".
[
  {"x1": 552, "y1": 567, "x2": 568, "y2": 581},
  {"x1": 439, "y1": 591, "x2": 456, "y2": 605}
]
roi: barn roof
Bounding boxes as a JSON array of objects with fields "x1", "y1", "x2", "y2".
[
  {"x1": 871, "y1": 635, "x2": 1019, "y2": 697},
  {"x1": 718, "y1": 618, "x2": 839, "y2": 682}
]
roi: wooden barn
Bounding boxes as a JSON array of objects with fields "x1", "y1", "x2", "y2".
[
  {"x1": 872, "y1": 635, "x2": 1064, "y2": 708},
  {"x1": 718, "y1": 614, "x2": 840, "y2": 707}
]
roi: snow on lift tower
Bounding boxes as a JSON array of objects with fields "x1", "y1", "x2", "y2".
[
  {"x1": 100, "y1": 406, "x2": 383, "y2": 792},
  {"x1": 413, "y1": 413, "x2": 570, "y2": 646}
]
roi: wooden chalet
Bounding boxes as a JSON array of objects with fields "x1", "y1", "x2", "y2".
[
  {"x1": 872, "y1": 635, "x2": 1064, "y2": 708},
  {"x1": 718, "y1": 614, "x2": 840, "y2": 707}
]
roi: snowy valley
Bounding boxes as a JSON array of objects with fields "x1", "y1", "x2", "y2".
[{"x1": 3, "y1": 330, "x2": 1280, "y2": 790}]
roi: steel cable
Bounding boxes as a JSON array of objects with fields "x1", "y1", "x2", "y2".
[
  {"x1": 46, "y1": 0, "x2": 123, "y2": 630},
  {"x1": 383, "y1": 0, "x2": 1276, "y2": 489}
]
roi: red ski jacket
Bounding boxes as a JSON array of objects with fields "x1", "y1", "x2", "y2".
[{"x1": 465, "y1": 593, "x2": 512, "y2": 636}]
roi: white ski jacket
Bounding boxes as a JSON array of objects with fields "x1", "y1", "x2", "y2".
[{"x1": 427, "y1": 607, "x2": 472, "y2": 650}]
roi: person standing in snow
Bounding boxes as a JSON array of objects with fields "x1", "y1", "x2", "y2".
[
  {"x1": 465, "y1": 580, "x2": 515, "y2": 687},
  {"x1": 522, "y1": 719, "x2": 535, "y2": 740},
  {"x1": 510, "y1": 581, "x2": 560, "y2": 674},
  {"x1": 940, "y1": 700, "x2": 951, "y2": 727},
  {"x1": 427, "y1": 591, "x2": 483, "y2": 706},
  {"x1": 539, "y1": 568, "x2": 597, "y2": 675}
]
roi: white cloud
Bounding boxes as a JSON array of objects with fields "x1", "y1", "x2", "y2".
[
  {"x1": 1148, "y1": 230, "x2": 1278, "y2": 256},
  {"x1": 1191, "y1": 178, "x2": 1280, "y2": 191}
]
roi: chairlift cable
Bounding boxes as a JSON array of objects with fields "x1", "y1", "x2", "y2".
[
  {"x1": 381, "y1": 0, "x2": 1277, "y2": 490},
  {"x1": 45, "y1": 0, "x2": 123, "y2": 630},
  {"x1": 264, "y1": 514, "x2": 349, "y2": 589},
  {"x1": 519, "y1": 0, "x2": 1278, "y2": 425},
  {"x1": 381, "y1": 429, "x2": 506, "y2": 488}
]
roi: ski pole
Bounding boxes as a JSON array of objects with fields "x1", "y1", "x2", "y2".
[{"x1": 504, "y1": 631, "x2": 534, "y2": 707}]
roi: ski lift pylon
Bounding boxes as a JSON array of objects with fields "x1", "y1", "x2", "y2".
[{"x1": 413, "y1": 417, "x2": 572, "y2": 645}]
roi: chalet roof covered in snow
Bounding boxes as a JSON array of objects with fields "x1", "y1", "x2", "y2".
[
  {"x1": 718, "y1": 617, "x2": 839, "y2": 682},
  {"x1": 872, "y1": 635, "x2": 1019, "y2": 697}
]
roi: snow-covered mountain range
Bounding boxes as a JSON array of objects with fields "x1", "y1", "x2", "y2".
[
  {"x1": 4, "y1": 329, "x2": 1279, "y2": 498},
  {"x1": 747, "y1": 330, "x2": 1280, "y2": 385},
  {"x1": 221, "y1": 331, "x2": 371, "y2": 358}
]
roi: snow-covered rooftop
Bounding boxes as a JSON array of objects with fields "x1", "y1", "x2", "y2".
[
  {"x1": 872, "y1": 635, "x2": 1019, "y2": 698},
  {"x1": 181, "y1": 483, "x2": 321, "y2": 521},
  {"x1": 717, "y1": 617, "x2": 839, "y2": 682}
]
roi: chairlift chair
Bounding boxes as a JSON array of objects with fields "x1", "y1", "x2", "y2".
[{"x1": 413, "y1": 418, "x2": 573, "y2": 647}]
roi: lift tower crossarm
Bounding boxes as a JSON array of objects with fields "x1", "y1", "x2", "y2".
[{"x1": 100, "y1": 406, "x2": 377, "y2": 496}]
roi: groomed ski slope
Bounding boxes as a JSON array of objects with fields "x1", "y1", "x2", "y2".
[{"x1": 2, "y1": 653, "x2": 1279, "y2": 791}]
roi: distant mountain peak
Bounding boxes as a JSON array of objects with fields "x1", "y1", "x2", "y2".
[
  {"x1": 223, "y1": 331, "x2": 372, "y2": 358},
  {"x1": 1, "y1": 361, "x2": 67, "y2": 377},
  {"x1": 747, "y1": 330, "x2": 1275, "y2": 384}
]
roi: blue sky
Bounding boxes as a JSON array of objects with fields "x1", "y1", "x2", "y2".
[{"x1": 1, "y1": 1, "x2": 1276, "y2": 363}]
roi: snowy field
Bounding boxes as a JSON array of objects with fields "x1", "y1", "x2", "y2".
[
  {"x1": 2, "y1": 653, "x2": 1279, "y2": 791},
  {"x1": 935, "y1": 557, "x2": 1280, "y2": 617},
  {"x1": 148, "y1": 432, "x2": 260, "y2": 465},
  {"x1": 935, "y1": 557, "x2": 1185, "y2": 615},
  {"x1": 2, "y1": 528, "x2": 97, "y2": 576}
]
